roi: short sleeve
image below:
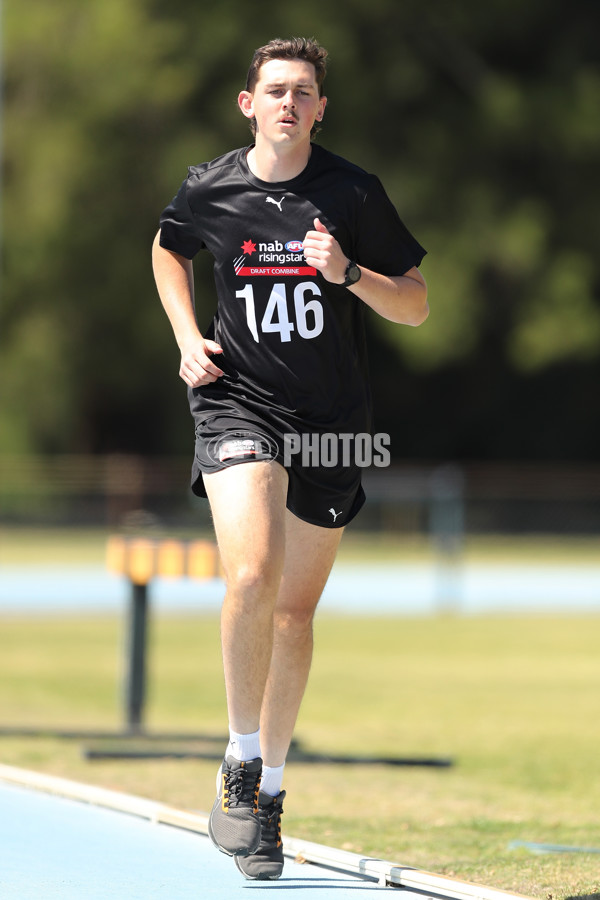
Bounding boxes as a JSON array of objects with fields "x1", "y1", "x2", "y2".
[
  {"x1": 159, "y1": 176, "x2": 206, "y2": 260},
  {"x1": 355, "y1": 176, "x2": 426, "y2": 276}
]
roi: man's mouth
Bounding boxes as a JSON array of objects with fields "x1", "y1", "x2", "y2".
[{"x1": 279, "y1": 115, "x2": 298, "y2": 126}]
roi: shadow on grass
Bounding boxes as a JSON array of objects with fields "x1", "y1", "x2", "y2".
[
  {"x1": 565, "y1": 895, "x2": 600, "y2": 900},
  {"x1": 0, "y1": 727, "x2": 453, "y2": 767}
]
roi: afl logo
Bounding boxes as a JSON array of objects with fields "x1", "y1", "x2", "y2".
[{"x1": 285, "y1": 240, "x2": 304, "y2": 253}]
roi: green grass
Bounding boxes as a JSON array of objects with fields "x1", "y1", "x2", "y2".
[
  {"x1": 4, "y1": 525, "x2": 600, "y2": 567},
  {"x1": 1, "y1": 609, "x2": 599, "y2": 899}
]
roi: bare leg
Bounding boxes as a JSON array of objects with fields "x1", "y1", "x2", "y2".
[
  {"x1": 203, "y1": 460, "x2": 289, "y2": 735},
  {"x1": 260, "y1": 511, "x2": 344, "y2": 767}
]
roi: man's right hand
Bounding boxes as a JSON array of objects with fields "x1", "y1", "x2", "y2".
[{"x1": 179, "y1": 337, "x2": 224, "y2": 387}]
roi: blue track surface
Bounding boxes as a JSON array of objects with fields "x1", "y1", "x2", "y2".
[{"x1": 1, "y1": 782, "x2": 396, "y2": 898}]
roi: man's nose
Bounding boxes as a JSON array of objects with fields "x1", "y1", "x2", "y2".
[{"x1": 282, "y1": 91, "x2": 296, "y2": 108}]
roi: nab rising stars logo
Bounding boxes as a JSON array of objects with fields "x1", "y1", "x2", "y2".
[{"x1": 233, "y1": 238, "x2": 316, "y2": 278}]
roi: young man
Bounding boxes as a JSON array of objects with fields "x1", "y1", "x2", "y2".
[{"x1": 152, "y1": 37, "x2": 428, "y2": 880}]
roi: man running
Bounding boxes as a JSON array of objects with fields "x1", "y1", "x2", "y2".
[{"x1": 152, "y1": 36, "x2": 428, "y2": 880}]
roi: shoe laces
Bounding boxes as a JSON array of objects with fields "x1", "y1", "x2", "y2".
[
  {"x1": 224, "y1": 764, "x2": 261, "y2": 811},
  {"x1": 260, "y1": 797, "x2": 284, "y2": 847}
]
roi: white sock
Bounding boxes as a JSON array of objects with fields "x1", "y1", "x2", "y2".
[
  {"x1": 226, "y1": 727, "x2": 261, "y2": 762},
  {"x1": 260, "y1": 763, "x2": 285, "y2": 797}
]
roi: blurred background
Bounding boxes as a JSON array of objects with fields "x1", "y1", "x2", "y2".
[{"x1": 1, "y1": 0, "x2": 600, "y2": 595}]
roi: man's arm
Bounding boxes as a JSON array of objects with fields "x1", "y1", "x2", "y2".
[
  {"x1": 152, "y1": 231, "x2": 223, "y2": 387},
  {"x1": 302, "y1": 219, "x2": 429, "y2": 326}
]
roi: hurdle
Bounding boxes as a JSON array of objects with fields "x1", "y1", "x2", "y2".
[{"x1": 106, "y1": 536, "x2": 221, "y2": 732}]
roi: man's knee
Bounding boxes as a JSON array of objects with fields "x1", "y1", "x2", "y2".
[
  {"x1": 224, "y1": 558, "x2": 283, "y2": 604},
  {"x1": 273, "y1": 599, "x2": 318, "y2": 639}
]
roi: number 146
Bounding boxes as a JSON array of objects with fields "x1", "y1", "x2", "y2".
[{"x1": 236, "y1": 281, "x2": 324, "y2": 343}]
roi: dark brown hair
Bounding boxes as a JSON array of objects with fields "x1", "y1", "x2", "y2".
[{"x1": 244, "y1": 37, "x2": 328, "y2": 137}]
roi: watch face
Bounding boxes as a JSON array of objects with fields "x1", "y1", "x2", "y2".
[{"x1": 345, "y1": 262, "x2": 361, "y2": 285}]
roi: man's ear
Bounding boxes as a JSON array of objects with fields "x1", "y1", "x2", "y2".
[
  {"x1": 238, "y1": 91, "x2": 254, "y2": 119},
  {"x1": 315, "y1": 95, "x2": 327, "y2": 122}
]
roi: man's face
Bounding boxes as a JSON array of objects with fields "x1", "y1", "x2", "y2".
[{"x1": 239, "y1": 58, "x2": 327, "y2": 146}]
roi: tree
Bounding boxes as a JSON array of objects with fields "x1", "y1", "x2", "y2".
[{"x1": 2, "y1": 0, "x2": 599, "y2": 459}]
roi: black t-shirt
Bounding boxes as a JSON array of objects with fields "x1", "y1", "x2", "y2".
[{"x1": 159, "y1": 143, "x2": 426, "y2": 440}]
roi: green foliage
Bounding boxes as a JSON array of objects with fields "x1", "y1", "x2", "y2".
[{"x1": 2, "y1": 0, "x2": 599, "y2": 456}]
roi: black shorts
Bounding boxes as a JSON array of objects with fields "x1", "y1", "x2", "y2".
[{"x1": 190, "y1": 413, "x2": 365, "y2": 529}]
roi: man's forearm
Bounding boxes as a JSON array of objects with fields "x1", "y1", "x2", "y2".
[
  {"x1": 152, "y1": 231, "x2": 224, "y2": 387},
  {"x1": 349, "y1": 265, "x2": 429, "y2": 326},
  {"x1": 152, "y1": 231, "x2": 200, "y2": 348}
]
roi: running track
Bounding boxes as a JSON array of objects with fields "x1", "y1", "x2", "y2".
[
  {"x1": 0, "y1": 779, "x2": 395, "y2": 898},
  {"x1": 0, "y1": 766, "x2": 529, "y2": 900}
]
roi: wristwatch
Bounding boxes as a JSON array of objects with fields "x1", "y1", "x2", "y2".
[{"x1": 342, "y1": 259, "x2": 361, "y2": 287}]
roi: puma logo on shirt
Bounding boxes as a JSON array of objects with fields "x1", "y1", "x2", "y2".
[{"x1": 266, "y1": 196, "x2": 285, "y2": 212}]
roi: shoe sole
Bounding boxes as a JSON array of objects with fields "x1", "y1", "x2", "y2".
[{"x1": 234, "y1": 856, "x2": 282, "y2": 880}]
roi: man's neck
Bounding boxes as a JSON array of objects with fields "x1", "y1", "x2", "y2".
[{"x1": 247, "y1": 139, "x2": 312, "y2": 183}]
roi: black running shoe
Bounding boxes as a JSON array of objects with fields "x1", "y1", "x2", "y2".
[
  {"x1": 208, "y1": 756, "x2": 262, "y2": 857},
  {"x1": 235, "y1": 790, "x2": 286, "y2": 880}
]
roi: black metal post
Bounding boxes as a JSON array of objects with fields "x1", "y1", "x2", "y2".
[{"x1": 124, "y1": 581, "x2": 149, "y2": 732}]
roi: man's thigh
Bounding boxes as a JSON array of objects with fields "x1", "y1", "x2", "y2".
[{"x1": 203, "y1": 460, "x2": 289, "y2": 580}]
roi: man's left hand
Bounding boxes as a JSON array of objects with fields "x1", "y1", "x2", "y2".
[{"x1": 302, "y1": 218, "x2": 348, "y2": 284}]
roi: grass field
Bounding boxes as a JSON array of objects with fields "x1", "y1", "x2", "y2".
[
  {"x1": 1, "y1": 528, "x2": 600, "y2": 898},
  {"x1": 3, "y1": 524, "x2": 600, "y2": 566}
]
